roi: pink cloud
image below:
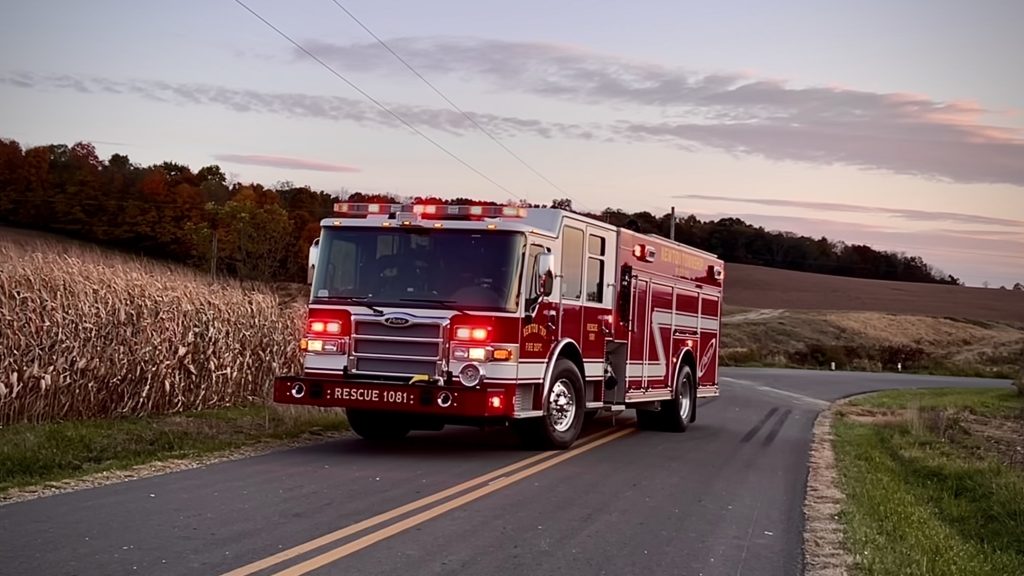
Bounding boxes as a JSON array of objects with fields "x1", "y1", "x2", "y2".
[
  {"x1": 673, "y1": 195, "x2": 1024, "y2": 228},
  {"x1": 213, "y1": 154, "x2": 360, "y2": 173},
  {"x1": 305, "y1": 37, "x2": 1024, "y2": 187}
]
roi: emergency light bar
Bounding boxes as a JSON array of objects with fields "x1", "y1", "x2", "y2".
[{"x1": 333, "y1": 202, "x2": 527, "y2": 219}]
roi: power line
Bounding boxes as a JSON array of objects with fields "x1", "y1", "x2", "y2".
[
  {"x1": 326, "y1": 0, "x2": 583, "y2": 209},
  {"x1": 230, "y1": 0, "x2": 524, "y2": 202}
]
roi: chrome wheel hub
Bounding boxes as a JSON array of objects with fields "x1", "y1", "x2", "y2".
[
  {"x1": 548, "y1": 379, "x2": 576, "y2": 433},
  {"x1": 679, "y1": 373, "x2": 692, "y2": 419}
]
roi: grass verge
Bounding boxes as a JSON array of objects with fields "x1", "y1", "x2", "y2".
[
  {"x1": 833, "y1": 388, "x2": 1024, "y2": 576},
  {"x1": 0, "y1": 404, "x2": 348, "y2": 496}
]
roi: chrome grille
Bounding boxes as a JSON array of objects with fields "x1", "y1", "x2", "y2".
[
  {"x1": 351, "y1": 316, "x2": 446, "y2": 378},
  {"x1": 354, "y1": 322, "x2": 441, "y2": 339},
  {"x1": 515, "y1": 384, "x2": 534, "y2": 412},
  {"x1": 356, "y1": 358, "x2": 439, "y2": 375},
  {"x1": 353, "y1": 340, "x2": 440, "y2": 358}
]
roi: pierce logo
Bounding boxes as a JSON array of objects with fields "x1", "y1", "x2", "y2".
[
  {"x1": 699, "y1": 338, "x2": 717, "y2": 377},
  {"x1": 383, "y1": 316, "x2": 411, "y2": 327}
]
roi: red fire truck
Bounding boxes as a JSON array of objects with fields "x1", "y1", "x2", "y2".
[{"x1": 273, "y1": 202, "x2": 724, "y2": 449}]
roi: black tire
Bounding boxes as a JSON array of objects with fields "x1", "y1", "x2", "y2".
[
  {"x1": 346, "y1": 409, "x2": 411, "y2": 441},
  {"x1": 515, "y1": 359, "x2": 585, "y2": 450},
  {"x1": 635, "y1": 363, "x2": 696, "y2": 432},
  {"x1": 660, "y1": 363, "x2": 696, "y2": 433}
]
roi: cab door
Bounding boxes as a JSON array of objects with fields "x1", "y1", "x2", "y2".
[
  {"x1": 521, "y1": 242, "x2": 557, "y2": 365},
  {"x1": 580, "y1": 226, "x2": 616, "y2": 400}
]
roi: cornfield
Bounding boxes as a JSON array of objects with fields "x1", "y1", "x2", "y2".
[{"x1": 0, "y1": 230, "x2": 305, "y2": 425}]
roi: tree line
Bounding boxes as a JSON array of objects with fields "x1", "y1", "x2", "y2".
[{"x1": 0, "y1": 138, "x2": 964, "y2": 286}]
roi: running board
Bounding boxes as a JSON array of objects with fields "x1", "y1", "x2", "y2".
[{"x1": 625, "y1": 391, "x2": 673, "y2": 403}]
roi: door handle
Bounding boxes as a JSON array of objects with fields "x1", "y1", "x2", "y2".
[{"x1": 544, "y1": 310, "x2": 557, "y2": 334}]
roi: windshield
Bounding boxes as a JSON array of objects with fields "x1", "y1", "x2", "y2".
[{"x1": 312, "y1": 227, "x2": 526, "y2": 312}]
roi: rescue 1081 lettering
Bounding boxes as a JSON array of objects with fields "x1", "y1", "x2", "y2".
[{"x1": 273, "y1": 202, "x2": 724, "y2": 450}]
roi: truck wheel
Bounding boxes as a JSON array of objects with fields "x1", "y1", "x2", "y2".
[
  {"x1": 516, "y1": 359, "x2": 584, "y2": 450},
  {"x1": 346, "y1": 409, "x2": 411, "y2": 441},
  {"x1": 661, "y1": 363, "x2": 696, "y2": 433}
]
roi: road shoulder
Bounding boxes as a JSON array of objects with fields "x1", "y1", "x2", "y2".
[
  {"x1": 1, "y1": 429, "x2": 349, "y2": 507},
  {"x1": 802, "y1": 402, "x2": 854, "y2": 576}
]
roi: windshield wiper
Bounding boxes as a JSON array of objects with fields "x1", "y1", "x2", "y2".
[
  {"x1": 316, "y1": 296, "x2": 384, "y2": 315},
  {"x1": 399, "y1": 298, "x2": 469, "y2": 315}
]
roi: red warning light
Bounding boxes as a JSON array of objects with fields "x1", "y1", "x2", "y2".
[
  {"x1": 487, "y1": 392, "x2": 504, "y2": 412},
  {"x1": 633, "y1": 244, "x2": 656, "y2": 263}
]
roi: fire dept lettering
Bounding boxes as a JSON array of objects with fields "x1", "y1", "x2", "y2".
[
  {"x1": 522, "y1": 323, "x2": 549, "y2": 338},
  {"x1": 522, "y1": 322, "x2": 549, "y2": 353}
]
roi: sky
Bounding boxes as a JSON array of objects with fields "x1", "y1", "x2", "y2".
[{"x1": 1, "y1": 0, "x2": 1022, "y2": 287}]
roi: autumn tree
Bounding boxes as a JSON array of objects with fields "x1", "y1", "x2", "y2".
[
  {"x1": 0, "y1": 137, "x2": 972, "y2": 287},
  {"x1": 0, "y1": 138, "x2": 25, "y2": 221}
]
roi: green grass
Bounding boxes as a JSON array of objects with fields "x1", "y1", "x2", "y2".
[
  {"x1": 847, "y1": 387, "x2": 1024, "y2": 417},
  {"x1": 834, "y1": 389, "x2": 1024, "y2": 576},
  {"x1": 0, "y1": 404, "x2": 348, "y2": 494}
]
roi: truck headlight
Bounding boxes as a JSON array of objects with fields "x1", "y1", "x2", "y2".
[
  {"x1": 458, "y1": 363, "x2": 485, "y2": 387},
  {"x1": 452, "y1": 346, "x2": 489, "y2": 361}
]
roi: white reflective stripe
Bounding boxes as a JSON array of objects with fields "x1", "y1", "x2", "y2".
[
  {"x1": 671, "y1": 315, "x2": 700, "y2": 329},
  {"x1": 644, "y1": 310, "x2": 722, "y2": 333},
  {"x1": 698, "y1": 317, "x2": 721, "y2": 332},
  {"x1": 584, "y1": 361, "x2": 604, "y2": 380},
  {"x1": 478, "y1": 362, "x2": 518, "y2": 380},
  {"x1": 625, "y1": 365, "x2": 657, "y2": 378},
  {"x1": 517, "y1": 363, "x2": 547, "y2": 379}
]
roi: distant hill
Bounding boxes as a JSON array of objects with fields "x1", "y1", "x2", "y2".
[{"x1": 725, "y1": 263, "x2": 1024, "y2": 324}]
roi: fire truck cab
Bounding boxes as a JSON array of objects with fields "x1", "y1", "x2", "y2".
[{"x1": 274, "y1": 202, "x2": 724, "y2": 450}]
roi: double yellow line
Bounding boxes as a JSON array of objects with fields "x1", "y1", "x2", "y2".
[{"x1": 221, "y1": 425, "x2": 634, "y2": 576}]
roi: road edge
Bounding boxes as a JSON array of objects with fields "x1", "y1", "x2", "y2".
[
  {"x1": 0, "y1": 430, "x2": 350, "y2": 507},
  {"x1": 802, "y1": 400, "x2": 854, "y2": 576}
]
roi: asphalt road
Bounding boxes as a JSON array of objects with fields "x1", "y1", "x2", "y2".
[{"x1": 0, "y1": 368, "x2": 1011, "y2": 576}]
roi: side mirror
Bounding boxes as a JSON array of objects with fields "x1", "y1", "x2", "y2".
[
  {"x1": 536, "y1": 252, "x2": 555, "y2": 298},
  {"x1": 307, "y1": 238, "x2": 320, "y2": 284}
]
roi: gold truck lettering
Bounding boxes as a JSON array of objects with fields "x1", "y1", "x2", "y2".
[
  {"x1": 660, "y1": 247, "x2": 705, "y2": 276},
  {"x1": 522, "y1": 324, "x2": 549, "y2": 338}
]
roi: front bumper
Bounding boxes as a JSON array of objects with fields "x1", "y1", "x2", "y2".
[{"x1": 272, "y1": 375, "x2": 514, "y2": 418}]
